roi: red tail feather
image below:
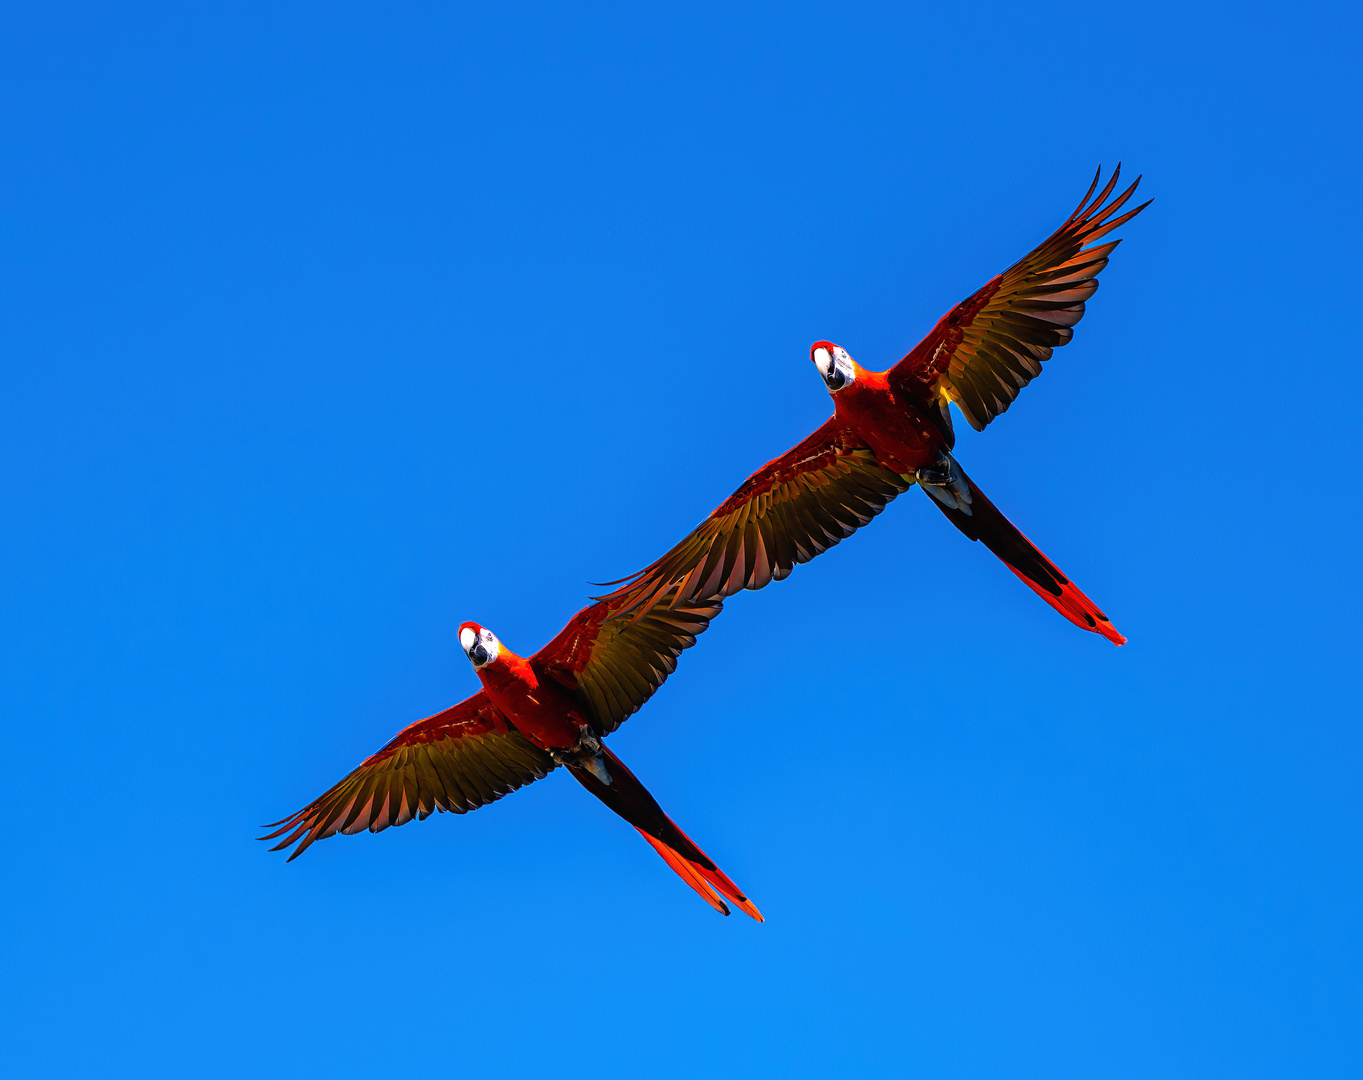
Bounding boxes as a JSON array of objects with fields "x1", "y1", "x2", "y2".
[
  {"x1": 568, "y1": 746, "x2": 764, "y2": 921},
  {"x1": 924, "y1": 456, "x2": 1125, "y2": 646},
  {"x1": 637, "y1": 829, "x2": 732, "y2": 916},
  {"x1": 642, "y1": 822, "x2": 765, "y2": 922},
  {"x1": 1003, "y1": 561, "x2": 1126, "y2": 646}
]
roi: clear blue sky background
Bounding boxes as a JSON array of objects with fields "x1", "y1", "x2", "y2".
[{"x1": 3, "y1": 2, "x2": 1360, "y2": 1077}]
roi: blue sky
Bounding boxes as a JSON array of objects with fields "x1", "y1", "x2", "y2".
[{"x1": 2, "y1": 2, "x2": 1360, "y2": 1077}]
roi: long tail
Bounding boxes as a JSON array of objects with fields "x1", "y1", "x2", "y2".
[
  {"x1": 920, "y1": 454, "x2": 1125, "y2": 646},
  {"x1": 566, "y1": 745, "x2": 763, "y2": 921}
]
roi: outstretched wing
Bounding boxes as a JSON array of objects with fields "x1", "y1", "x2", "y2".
[
  {"x1": 890, "y1": 166, "x2": 1149, "y2": 431},
  {"x1": 262, "y1": 691, "x2": 555, "y2": 860},
  {"x1": 534, "y1": 591, "x2": 725, "y2": 736},
  {"x1": 594, "y1": 417, "x2": 911, "y2": 617}
]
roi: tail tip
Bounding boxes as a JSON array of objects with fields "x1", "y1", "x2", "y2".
[{"x1": 1098, "y1": 619, "x2": 1127, "y2": 647}]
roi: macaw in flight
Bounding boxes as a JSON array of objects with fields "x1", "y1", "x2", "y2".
[
  {"x1": 263, "y1": 591, "x2": 762, "y2": 920},
  {"x1": 599, "y1": 167, "x2": 1148, "y2": 646}
]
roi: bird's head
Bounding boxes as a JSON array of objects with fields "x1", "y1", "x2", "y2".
[
  {"x1": 811, "y1": 341, "x2": 857, "y2": 393},
  {"x1": 459, "y1": 621, "x2": 502, "y2": 669}
]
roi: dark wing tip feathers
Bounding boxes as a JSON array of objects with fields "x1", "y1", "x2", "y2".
[
  {"x1": 538, "y1": 590, "x2": 726, "y2": 736},
  {"x1": 263, "y1": 700, "x2": 556, "y2": 860},
  {"x1": 936, "y1": 165, "x2": 1149, "y2": 431}
]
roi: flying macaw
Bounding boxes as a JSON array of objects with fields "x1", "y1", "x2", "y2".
[
  {"x1": 598, "y1": 167, "x2": 1148, "y2": 646},
  {"x1": 262, "y1": 592, "x2": 762, "y2": 920}
]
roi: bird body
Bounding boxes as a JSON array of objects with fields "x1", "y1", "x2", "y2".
[
  {"x1": 264, "y1": 596, "x2": 762, "y2": 920},
  {"x1": 599, "y1": 167, "x2": 1148, "y2": 648}
]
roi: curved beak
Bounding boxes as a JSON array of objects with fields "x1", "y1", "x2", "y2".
[{"x1": 812, "y1": 343, "x2": 835, "y2": 380}]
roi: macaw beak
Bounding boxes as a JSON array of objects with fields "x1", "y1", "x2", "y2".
[{"x1": 812, "y1": 343, "x2": 834, "y2": 379}]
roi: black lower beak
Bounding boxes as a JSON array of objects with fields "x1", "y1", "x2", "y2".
[{"x1": 469, "y1": 643, "x2": 489, "y2": 666}]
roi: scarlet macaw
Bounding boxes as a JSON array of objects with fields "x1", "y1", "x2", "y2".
[
  {"x1": 599, "y1": 168, "x2": 1148, "y2": 646},
  {"x1": 262, "y1": 593, "x2": 762, "y2": 920}
]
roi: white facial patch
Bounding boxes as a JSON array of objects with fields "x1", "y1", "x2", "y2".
[
  {"x1": 813, "y1": 344, "x2": 855, "y2": 391},
  {"x1": 460, "y1": 626, "x2": 501, "y2": 667}
]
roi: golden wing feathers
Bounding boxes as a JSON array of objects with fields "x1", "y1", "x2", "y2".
[
  {"x1": 534, "y1": 589, "x2": 724, "y2": 735},
  {"x1": 594, "y1": 417, "x2": 910, "y2": 617},
  {"x1": 891, "y1": 166, "x2": 1150, "y2": 431},
  {"x1": 261, "y1": 692, "x2": 555, "y2": 859}
]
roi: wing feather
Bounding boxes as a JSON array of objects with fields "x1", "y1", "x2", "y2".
[
  {"x1": 262, "y1": 692, "x2": 555, "y2": 860},
  {"x1": 534, "y1": 592, "x2": 724, "y2": 736},
  {"x1": 597, "y1": 417, "x2": 910, "y2": 616},
  {"x1": 890, "y1": 166, "x2": 1149, "y2": 430}
]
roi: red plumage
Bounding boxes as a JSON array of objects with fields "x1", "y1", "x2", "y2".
[
  {"x1": 263, "y1": 593, "x2": 762, "y2": 920},
  {"x1": 598, "y1": 167, "x2": 1147, "y2": 646}
]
